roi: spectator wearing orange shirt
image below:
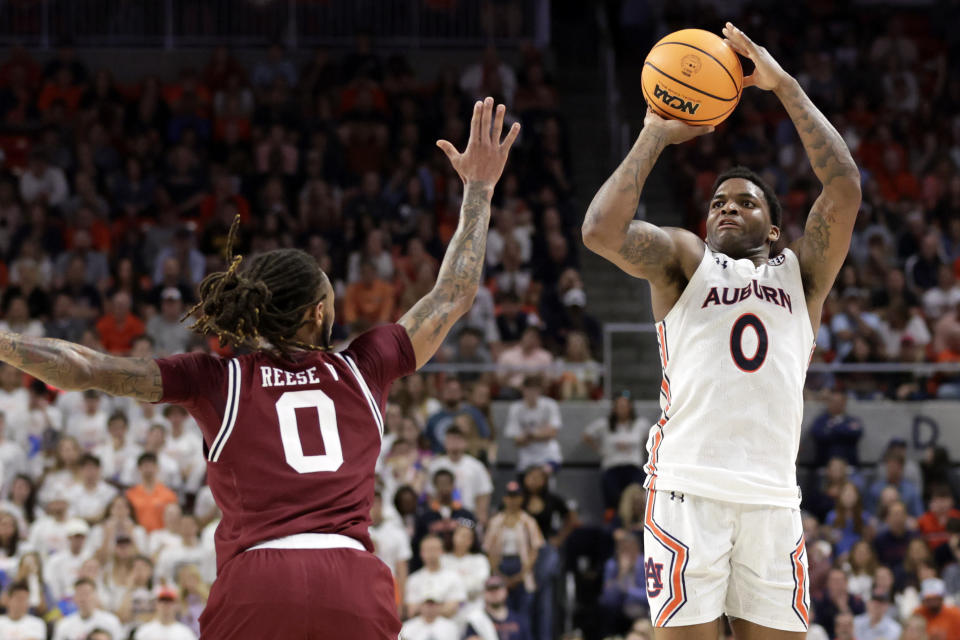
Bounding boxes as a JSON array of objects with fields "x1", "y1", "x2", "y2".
[
  {"x1": 917, "y1": 485, "x2": 960, "y2": 553},
  {"x1": 914, "y1": 578, "x2": 960, "y2": 640},
  {"x1": 344, "y1": 260, "x2": 395, "y2": 331},
  {"x1": 96, "y1": 291, "x2": 145, "y2": 354},
  {"x1": 125, "y1": 453, "x2": 178, "y2": 533},
  {"x1": 36, "y1": 67, "x2": 83, "y2": 114}
]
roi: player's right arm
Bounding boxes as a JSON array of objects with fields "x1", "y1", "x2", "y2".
[
  {"x1": 399, "y1": 97, "x2": 520, "y2": 369},
  {"x1": 0, "y1": 332, "x2": 162, "y2": 401},
  {"x1": 582, "y1": 111, "x2": 710, "y2": 300}
]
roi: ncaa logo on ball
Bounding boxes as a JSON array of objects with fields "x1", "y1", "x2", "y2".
[
  {"x1": 680, "y1": 54, "x2": 702, "y2": 77},
  {"x1": 653, "y1": 84, "x2": 701, "y2": 115}
]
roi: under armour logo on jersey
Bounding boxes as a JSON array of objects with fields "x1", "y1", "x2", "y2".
[
  {"x1": 645, "y1": 557, "x2": 665, "y2": 597},
  {"x1": 714, "y1": 256, "x2": 728, "y2": 269},
  {"x1": 669, "y1": 491, "x2": 685, "y2": 502}
]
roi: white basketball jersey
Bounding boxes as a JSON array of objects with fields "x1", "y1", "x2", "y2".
[{"x1": 643, "y1": 245, "x2": 815, "y2": 508}]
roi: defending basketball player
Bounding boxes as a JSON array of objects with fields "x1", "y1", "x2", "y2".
[
  {"x1": 0, "y1": 97, "x2": 518, "y2": 639},
  {"x1": 583, "y1": 23, "x2": 861, "y2": 640}
]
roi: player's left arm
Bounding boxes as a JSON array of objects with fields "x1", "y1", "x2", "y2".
[
  {"x1": 0, "y1": 332, "x2": 162, "y2": 401},
  {"x1": 723, "y1": 23, "x2": 862, "y2": 306},
  {"x1": 398, "y1": 97, "x2": 520, "y2": 369}
]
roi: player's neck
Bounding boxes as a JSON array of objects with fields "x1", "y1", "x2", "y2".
[{"x1": 710, "y1": 242, "x2": 770, "y2": 266}]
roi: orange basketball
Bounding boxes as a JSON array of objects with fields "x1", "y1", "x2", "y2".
[{"x1": 641, "y1": 29, "x2": 743, "y2": 126}]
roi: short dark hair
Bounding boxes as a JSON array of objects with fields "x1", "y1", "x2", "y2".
[
  {"x1": 80, "y1": 454, "x2": 100, "y2": 467},
  {"x1": 137, "y1": 452, "x2": 158, "y2": 467},
  {"x1": 711, "y1": 166, "x2": 782, "y2": 229},
  {"x1": 7, "y1": 580, "x2": 29, "y2": 596},
  {"x1": 432, "y1": 468, "x2": 455, "y2": 484},
  {"x1": 74, "y1": 576, "x2": 96, "y2": 590}
]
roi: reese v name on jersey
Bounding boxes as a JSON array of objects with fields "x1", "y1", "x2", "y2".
[{"x1": 260, "y1": 365, "x2": 325, "y2": 388}]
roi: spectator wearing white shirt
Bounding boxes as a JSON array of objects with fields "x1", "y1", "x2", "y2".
[
  {"x1": 24, "y1": 380, "x2": 61, "y2": 472},
  {"x1": 400, "y1": 591, "x2": 460, "y2": 640},
  {"x1": 146, "y1": 288, "x2": 194, "y2": 356},
  {"x1": 853, "y1": 589, "x2": 901, "y2": 640},
  {"x1": 19, "y1": 149, "x2": 69, "y2": 207},
  {"x1": 369, "y1": 490, "x2": 411, "y2": 604},
  {"x1": 155, "y1": 515, "x2": 206, "y2": 584},
  {"x1": 86, "y1": 495, "x2": 149, "y2": 564},
  {"x1": 65, "y1": 390, "x2": 109, "y2": 453},
  {"x1": 66, "y1": 455, "x2": 117, "y2": 523},
  {"x1": 161, "y1": 405, "x2": 206, "y2": 494},
  {"x1": 923, "y1": 264, "x2": 960, "y2": 320},
  {"x1": 0, "y1": 580, "x2": 47, "y2": 640},
  {"x1": 0, "y1": 474, "x2": 38, "y2": 538},
  {"x1": 0, "y1": 296, "x2": 45, "y2": 339},
  {"x1": 148, "y1": 502, "x2": 183, "y2": 558},
  {"x1": 39, "y1": 435, "x2": 82, "y2": 506},
  {"x1": 0, "y1": 414, "x2": 26, "y2": 494},
  {"x1": 0, "y1": 509, "x2": 28, "y2": 580},
  {"x1": 583, "y1": 391, "x2": 649, "y2": 514},
  {"x1": 115, "y1": 555, "x2": 157, "y2": 633},
  {"x1": 28, "y1": 487, "x2": 72, "y2": 557},
  {"x1": 52, "y1": 578, "x2": 122, "y2": 640},
  {"x1": 440, "y1": 524, "x2": 490, "y2": 613},
  {"x1": 504, "y1": 376, "x2": 562, "y2": 473},
  {"x1": 120, "y1": 424, "x2": 180, "y2": 491},
  {"x1": 429, "y1": 427, "x2": 493, "y2": 526},
  {"x1": 46, "y1": 518, "x2": 90, "y2": 603},
  {"x1": 133, "y1": 586, "x2": 197, "y2": 640},
  {"x1": 93, "y1": 412, "x2": 141, "y2": 485},
  {"x1": 0, "y1": 364, "x2": 31, "y2": 443},
  {"x1": 497, "y1": 328, "x2": 554, "y2": 395},
  {"x1": 405, "y1": 534, "x2": 467, "y2": 619}
]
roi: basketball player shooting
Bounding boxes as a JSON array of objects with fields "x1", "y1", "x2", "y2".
[
  {"x1": 0, "y1": 97, "x2": 518, "y2": 639},
  {"x1": 583, "y1": 23, "x2": 861, "y2": 640}
]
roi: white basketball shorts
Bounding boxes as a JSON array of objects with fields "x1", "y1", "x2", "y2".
[{"x1": 643, "y1": 484, "x2": 809, "y2": 632}]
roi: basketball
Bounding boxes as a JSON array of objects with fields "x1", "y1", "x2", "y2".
[{"x1": 641, "y1": 28, "x2": 743, "y2": 126}]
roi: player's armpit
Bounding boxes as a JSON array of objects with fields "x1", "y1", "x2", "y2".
[
  {"x1": 0, "y1": 333, "x2": 163, "y2": 402},
  {"x1": 791, "y1": 182, "x2": 861, "y2": 301}
]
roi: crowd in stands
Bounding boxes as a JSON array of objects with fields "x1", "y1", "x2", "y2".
[
  {"x1": 0, "y1": 2, "x2": 957, "y2": 640},
  {"x1": 0, "y1": 23, "x2": 622, "y2": 640},
  {"x1": 646, "y1": 2, "x2": 960, "y2": 400}
]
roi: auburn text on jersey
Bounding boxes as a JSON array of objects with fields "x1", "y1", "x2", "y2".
[{"x1": 700, "y1": 280, "x2": 793, "y2": 313}]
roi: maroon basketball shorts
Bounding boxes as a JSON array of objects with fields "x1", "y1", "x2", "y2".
[{"x1": 199, "y1": 534, "x2": 400, "y2": 639}]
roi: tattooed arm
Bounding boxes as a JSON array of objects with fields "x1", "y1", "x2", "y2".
[
  {"x1": 582, "y1": 110, "x2": 710, "y2": 319},
  {"x1": 0, "y1": 333, "x2": 162, "y2": 401},
  {"x1": 724, "y1": 23, "x2": 861, "y2": 311},
  {"x1": 399, "y1": 98, "x2": 520, "y2": 369}
]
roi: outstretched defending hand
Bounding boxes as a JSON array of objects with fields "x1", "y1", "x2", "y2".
[
  {"x1": 643, "y1": 108, "x2": 714, "y2": 145},
  {"x1": 437, "y1": 96, "x2": 521, "y2": 187},
  {"x1": 721, "y1": 22, "x2": 790, "y2": 92}
]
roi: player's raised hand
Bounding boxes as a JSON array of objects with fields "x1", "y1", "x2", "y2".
[
  {"x1": 643, "y1": 108, "x2": 714, "y2": 145},
  {"x1": 721, "y1": 22, "x2": 790, "y2": 91},
  {"x1": 436, "y1": 97, "x2": 521, "y2": 187}
]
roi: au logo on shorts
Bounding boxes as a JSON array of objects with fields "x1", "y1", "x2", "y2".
[{"x1": 645, "y1": 557, "x2": 665, "y2": 597}]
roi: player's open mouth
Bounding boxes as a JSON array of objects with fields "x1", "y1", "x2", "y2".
[{"x1": 718, "y1": 221, "x2": 740, "y2": 229}]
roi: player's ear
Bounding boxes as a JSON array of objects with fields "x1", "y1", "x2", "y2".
[
  {"x1": 768, "y1": 225, "x2": 781, "y2": 243},
  {"x1": 313, "y1": 299, "x2": 326, "y2": 327}
]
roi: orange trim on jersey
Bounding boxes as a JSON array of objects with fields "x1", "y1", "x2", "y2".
[
  {"x1": 791, "y1": 537, "x2": 809, "y2": 626},
  {"x1": 644, "y1": 484, "x2": 688, "y2": 627},
  {"x1": 648, "y1": 429, "x2": 662, "y2": 475},
  {"x1": 660, "y1": 378, "x2": 671, "y2": 403},
  {"x1": 657, "y1": 324, "x2": 668, "y2": 368}
]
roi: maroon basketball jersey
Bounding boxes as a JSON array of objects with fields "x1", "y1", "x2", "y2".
[{"x1": 154, "y1": 324, "x2": 415, "y2": 572}]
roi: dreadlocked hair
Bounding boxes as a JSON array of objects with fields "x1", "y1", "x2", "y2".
[{"x1": 185, "y1": 216, "x2": 330, "y2": 359}]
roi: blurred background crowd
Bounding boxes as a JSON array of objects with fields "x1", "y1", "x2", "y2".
[{"x1": 0, "y1": 0, "x2": 955, "y2": 639}]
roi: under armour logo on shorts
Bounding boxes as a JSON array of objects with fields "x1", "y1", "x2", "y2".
[{"x1": 670, "y1": 491, "x2": 685, "y2": 502}]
